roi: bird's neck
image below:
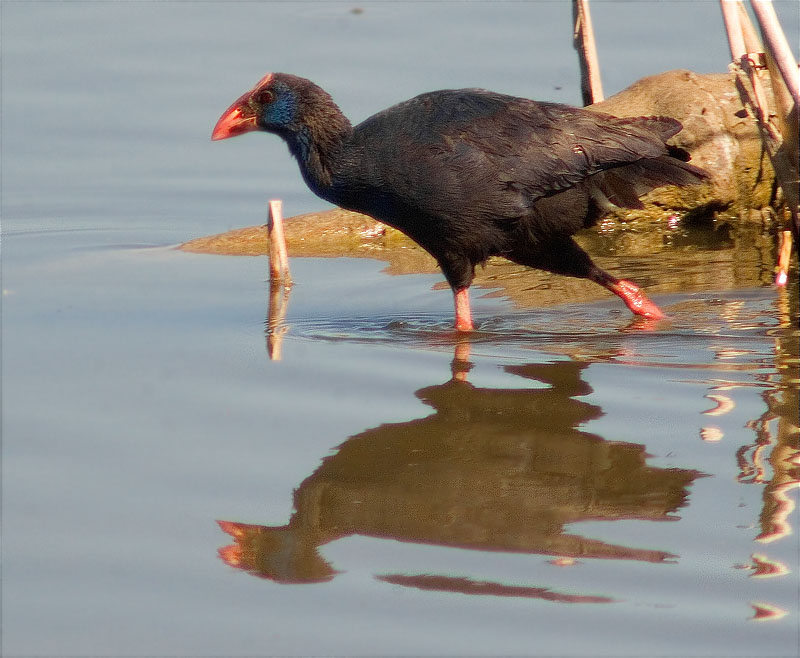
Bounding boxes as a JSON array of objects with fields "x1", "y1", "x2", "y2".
[{"x1": 284, "y1": 106, "x2": 354, "y2": 197}]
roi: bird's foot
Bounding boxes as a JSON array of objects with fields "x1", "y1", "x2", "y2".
[{"x1": 612, "y1": 280, "x2": 666, "y2": 320}]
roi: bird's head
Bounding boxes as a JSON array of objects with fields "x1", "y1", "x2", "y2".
[
  {"x1": 211, "y1": 72, "x2": 352, "y2": 182},
  {"x1": 211, "y1": 73, "x2": 300, "y2": 140}
]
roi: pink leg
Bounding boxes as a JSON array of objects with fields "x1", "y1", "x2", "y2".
[
  {"x1": 607, "y1": 279, "x2": 666, "y2": 319},
  {"x1": 453, "y1": 287, "x2": 474, "y2": 331}
]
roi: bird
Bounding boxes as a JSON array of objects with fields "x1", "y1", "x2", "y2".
[{"x1": 212, "y1": 73, "x2": 708, "y2": 331}]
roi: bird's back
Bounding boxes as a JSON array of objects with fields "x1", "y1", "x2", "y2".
[{"x1": 345, "y1": 88, "x2": 696, "y2": 227}]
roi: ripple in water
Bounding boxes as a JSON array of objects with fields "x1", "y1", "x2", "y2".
[{"x1": 278, "y1": 288, "x2": 791, "y2": 372}]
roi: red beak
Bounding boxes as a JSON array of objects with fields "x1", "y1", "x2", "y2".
[{"x1": 211, "y1": 91, "x2": 258, "y2": 141}]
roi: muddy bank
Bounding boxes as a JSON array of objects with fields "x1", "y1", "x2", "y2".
[{"x1": 181, "y1": 207, "x2": 784, "y2": 309}]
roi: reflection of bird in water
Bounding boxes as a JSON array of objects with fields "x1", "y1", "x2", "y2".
[{"x1": 217, "y1": 349, "x2": 700, "y2": 594}]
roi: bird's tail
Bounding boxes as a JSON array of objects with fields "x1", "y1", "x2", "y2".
[{"x1": 589, "y1": 155, "x2": 709, "y2": 210}]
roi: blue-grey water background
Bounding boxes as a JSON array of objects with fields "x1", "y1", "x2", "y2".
[{"x1": 2, "y1": 2, "x2": 799, "y2": 656}]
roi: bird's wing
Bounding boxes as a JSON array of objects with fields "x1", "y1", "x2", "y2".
[
  {"x1": 450, "y1": 95, "x2": 681, "y2": 199},
  {"x1": 356, "y1": 90, "x2": 684, "y2": 219}
]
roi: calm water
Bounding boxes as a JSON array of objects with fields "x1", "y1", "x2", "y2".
[{"x1": 3, "y1": 2, "x2": 799, "y2": 657}]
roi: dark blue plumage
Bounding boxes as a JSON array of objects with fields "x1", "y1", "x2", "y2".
[{"x1": 213, "y1": 73, "x2": 707, "y2": 329}]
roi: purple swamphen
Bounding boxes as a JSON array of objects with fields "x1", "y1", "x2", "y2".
[{"x1": 212, "y1": 73, "x2": 707, "y2": 330}]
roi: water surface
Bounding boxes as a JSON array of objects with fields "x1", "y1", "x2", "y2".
[{"x1": 3, "y1": 3, "x2": 799, "y2": 656}]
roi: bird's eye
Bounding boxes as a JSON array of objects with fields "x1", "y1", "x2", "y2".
[{"x1": 258, "y1": 90, "x2": 275, "y2": 104}]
